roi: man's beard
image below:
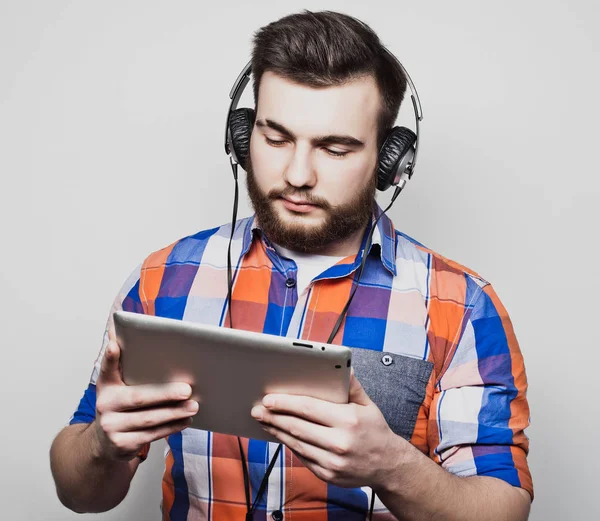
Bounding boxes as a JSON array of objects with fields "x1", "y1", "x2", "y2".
[{"x1": 245, "y1": 155, "x2": 377, "y2": 254}]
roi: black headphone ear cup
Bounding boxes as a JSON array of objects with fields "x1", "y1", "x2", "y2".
[
  {"x1": 377, "y1": 126, "x2": 417, "y2": 191},
  {"x1": 228, "y1": 108, "x2": 256, "y2": 169}
]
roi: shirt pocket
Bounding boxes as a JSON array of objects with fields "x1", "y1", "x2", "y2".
[{"x1": 350, "y1": 347, "x2": 433, "y2": 441}]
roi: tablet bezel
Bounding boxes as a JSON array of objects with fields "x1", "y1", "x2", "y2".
[{"x1": 113, "y1": 310, "x2": 352, "y2": 441}]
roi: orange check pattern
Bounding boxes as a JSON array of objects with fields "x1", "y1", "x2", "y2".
[{"x1": 70, "y1": 206, "x2": 532, "y2": 520}]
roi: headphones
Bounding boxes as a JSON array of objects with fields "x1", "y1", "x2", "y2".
[{"x1": 224, "y1": 48, "x2": 423, "y2": 193}]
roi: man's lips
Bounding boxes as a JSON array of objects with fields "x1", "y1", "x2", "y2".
[{"x1": 280, "y1": 197, "x2": 320, "y2": 213}]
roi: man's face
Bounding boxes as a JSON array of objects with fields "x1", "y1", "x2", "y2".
[{"x1": 246, "y1": 71, "x2": 380, "y2": 254}]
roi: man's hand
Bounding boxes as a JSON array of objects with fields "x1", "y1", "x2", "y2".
[
  {"x1": 250, "y1": 371, "x2": 404, "y2": 489},
  {"x1": 91, "y1": 326, "x2": 199, "y2": 462}
]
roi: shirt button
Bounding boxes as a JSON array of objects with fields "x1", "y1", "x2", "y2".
[
  {"x1": 285, "y1": 277, "x2": 296, "y2": 288},
  {"x1": 381, "y1": 354, "x2": 393, "y2": 366},
  {"x1": 271, "y1": 510, "x2": 284, "y2": 521}
]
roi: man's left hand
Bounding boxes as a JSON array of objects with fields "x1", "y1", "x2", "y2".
[{"x1": 250, "y1": 371, "x2": 405, "y2": 489}]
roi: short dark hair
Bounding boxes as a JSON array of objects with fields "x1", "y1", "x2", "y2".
[{"x1": 251, "y1": 10, "x2": 407, "y2": 147}]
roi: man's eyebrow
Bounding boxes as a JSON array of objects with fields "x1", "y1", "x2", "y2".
[
  {"x1": 255, "y1": 119, "x2": 295, "y2": 139},
  {"x1": 255, "y1": 118, "x2": 365, "y2": 148}
]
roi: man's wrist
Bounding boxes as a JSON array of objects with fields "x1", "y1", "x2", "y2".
[
  {"x1": 87, "y1": 420, "x2": 110, "y2": 463},
  {"x1": 87, "y1": 420, "x2": 149, "y2": 464},
  {"x1": 371, "y1": 431, "x2": 420, "y2": 494},
  {"x1": 371, "y1": 433, "x2": 466, "y2": 520}
]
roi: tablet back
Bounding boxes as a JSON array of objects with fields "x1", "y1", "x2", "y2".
[{"x1": 114, "y1": 311, "x2": 352, "y2": 441}]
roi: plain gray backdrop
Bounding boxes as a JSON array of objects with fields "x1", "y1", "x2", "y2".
[{"x1": 1, "y1": 0, "x2": 598, "y2": 519}]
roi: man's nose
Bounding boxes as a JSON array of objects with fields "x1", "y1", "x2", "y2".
[{"x1": 283, "y1": 146, "x2": 317, "y2": 188}]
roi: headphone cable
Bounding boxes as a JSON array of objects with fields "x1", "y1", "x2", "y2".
[
  {"x1": 228, "y1": 161, "x2": 284, "y2": 519},
  {"x1": 327, "y1": 186, "x2": 401, "y2": 344},
  {"x1": 227, "y1": 158, "x2": 403, "y2": 519},
  {"x1": 226, "y1": 159, "x2": 240, "y2": 332}
]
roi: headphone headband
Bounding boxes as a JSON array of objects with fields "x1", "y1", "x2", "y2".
[{"x1": 389, "y1": 51, "x2": 423, "y2": 180}]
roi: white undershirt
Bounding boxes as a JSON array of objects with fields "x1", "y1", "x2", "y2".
[{"x1": 272, "y1": 244, "x2": 346, "y2": 296}]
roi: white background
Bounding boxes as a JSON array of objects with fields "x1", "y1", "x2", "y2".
[{"x1": 1, "y1": 1, "x2": 598, "y2": 519}]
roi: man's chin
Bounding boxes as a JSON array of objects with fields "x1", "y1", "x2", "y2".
[{"x1": 255, "y1": 206, "x2": 326, "y2": 245}]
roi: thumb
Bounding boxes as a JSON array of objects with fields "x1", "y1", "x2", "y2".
[
  {"x1": 348, "y1": 369, "x2": 371, "y2": 406},
  {"x1": 98, "y1": 336, "x2": 124, "y2": 385}
]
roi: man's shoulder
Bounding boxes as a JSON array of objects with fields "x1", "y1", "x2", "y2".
[
  {"x1": 393, "y1": 229, "x2": 490, "y2": 289},
  {"x1": 141, "y1": 216, "x2": 254, "y2": 270}
]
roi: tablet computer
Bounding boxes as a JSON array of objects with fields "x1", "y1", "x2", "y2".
[{"x1": 113, "y1": 311, "x2": 352, "y2": 442}]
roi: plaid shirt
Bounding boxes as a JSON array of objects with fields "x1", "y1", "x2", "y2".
[{"x1": 71, "y1": 206, "x2": 533, "y2": 520}]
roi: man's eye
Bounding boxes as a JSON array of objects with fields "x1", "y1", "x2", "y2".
[
  {"x1": 265, "y1": 137, "x2": 287, "y2": 146},
  {"x1": 324, "y1": 148, "x2": 349, "y2": 158}
]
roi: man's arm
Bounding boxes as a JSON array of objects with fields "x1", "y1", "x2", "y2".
[
  {"x1": 50, "y1": 327, "x2": 198, "y2": 513},
  {"x1": 251, "y1": 373, "x2": 531, "y2": 521},
  {"x1": 50, "y1": 422, "x2": 141, "y2": 513},
  {"x1": 375, "y1": 433, "x2": 531, "y2": 521}
]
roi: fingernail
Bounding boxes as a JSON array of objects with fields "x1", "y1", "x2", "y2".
[
  {"x1": 263, "y1": 396, "x2": 274, "y2": 408},
  {"x1": 251, "y1": 406, "x2": 263, "y2": 420},
  {"x1": 185, "y1": 400, "x2": 198, "y2": 413},
  {"x1": 176, "y1": 384, "x2": 192, "y2": 397}
]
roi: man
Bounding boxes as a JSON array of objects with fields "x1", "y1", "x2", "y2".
[{"x1": 50, "y1": 10, "x2": 533, "y2": 521}]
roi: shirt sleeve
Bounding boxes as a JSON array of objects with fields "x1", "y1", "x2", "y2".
[
  {"x1": 68, "y1": 264, "x2": 143, "y2": 425},
  {"x1": 427, "y1": 280, "x2": 533, "y2": 499}
]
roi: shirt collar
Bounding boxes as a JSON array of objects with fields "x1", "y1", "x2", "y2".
[{"x1": 239, "y1": 203, "x2": 397, "y2": 276}]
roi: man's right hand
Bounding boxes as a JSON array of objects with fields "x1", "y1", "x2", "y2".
[{"x1": 91, "y1": 325, "x2": 199, "y2": 462}]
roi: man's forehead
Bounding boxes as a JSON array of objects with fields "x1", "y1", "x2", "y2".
[{"x1": 256, "y1": 71, "x2": 380, "y2": 140}]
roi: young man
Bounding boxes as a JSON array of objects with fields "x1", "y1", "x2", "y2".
[{"x1": 50, "y1": 10, "x2": 533, "y2": 521}]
